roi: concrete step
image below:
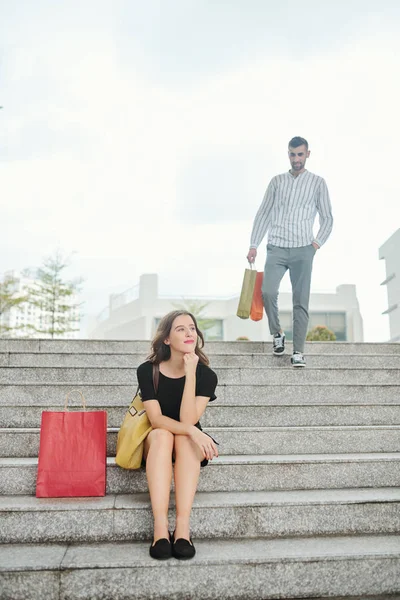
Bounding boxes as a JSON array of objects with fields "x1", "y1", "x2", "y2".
[
  {"x1": 1, "y1": 535, "x2": 400, "y2": 599},
  {"x1": 2, "y1": 403, "x2": 400, "y2": 429},
  {"x1": 2, "y1": 454, "x2": 400, "y2": 496},
  {"x1": 1, "y1": 366, "x2": 400, "y2": 385},
  {"x1": 1, "y1": 383, "x2": 400, "y2": 406},
  {"x1": 2, "y1": 426, "x2": 400, "y2": 458},
  {"x1": 1, "y1": 338, "x2": 400, "y2": 354},
  {"x1": 2, "y1": 488, "x2": 400, "y2": 544},
  {"x1": 2, "y1": 352, "x2": 400, "y2": 369}
]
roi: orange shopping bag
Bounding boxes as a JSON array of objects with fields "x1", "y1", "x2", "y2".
[{"x1": 250, "y1": 271, "x2": 264, "y2": 321}]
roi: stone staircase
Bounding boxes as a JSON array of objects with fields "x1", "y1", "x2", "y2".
[{"x1": 1, "y1": 338, "x2": 400, "y2": 600}]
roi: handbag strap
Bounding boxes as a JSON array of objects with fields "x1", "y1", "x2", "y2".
[
  {"x1": 152, "y1": 363, "x2": 159, "y2": 394},
  {"x1": 64, "y1": 389, "x2": 86, "y2": 411}
]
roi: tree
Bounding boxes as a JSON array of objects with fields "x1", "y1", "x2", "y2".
[
  {"x1": 306, "y1": 325, "x2": 336, "y2": 341},
  {"x1": 172, "y1": 300, "x2": 216, "y2": 335},
  {"x1": 0, "y1": 275, "x2": 29, "y2": 337},
  {"x1": 26, "y1": 252, "x2": 84, "y2": 339}
]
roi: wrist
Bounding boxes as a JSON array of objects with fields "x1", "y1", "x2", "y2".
[
  {"x1": 184, "y1": 369, "x2": 196, "y2": 379},
  {"x1": 188, "y1": 424, "x2": 198, "y2": 437}
]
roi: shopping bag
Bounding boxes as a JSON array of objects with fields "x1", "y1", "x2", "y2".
[
  {"x1": 115, "y1": 364, "x2": 158, "y2": 470},
  {"x1": 250, "y1": 271, "x2": 264, "y2": 321},
  {"x1": 237, "y1": 267, "x2": 257, "y2": 319},
  {"x1": 36, "y1": 390, "x2": 107, "y2": 498},
  {"x1": 115, "y1": 391, "x2": 152, "y2": 469}
]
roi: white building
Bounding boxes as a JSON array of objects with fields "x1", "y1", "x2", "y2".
[
  {"x1": 0, "y1": 270, "x2": 80, "y2": 339},
  {"x1": 379, "y1": 228, "x2": 400, "y2": 342},
  {"x1": 88, "y1": 273, "x2": 364, "y2": 342}
]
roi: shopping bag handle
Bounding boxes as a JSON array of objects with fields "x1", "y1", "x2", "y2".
[{"x1": 64, "y1": 389, "x2": 87, "y2": 411}]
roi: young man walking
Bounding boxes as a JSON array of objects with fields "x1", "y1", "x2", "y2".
[{"x1": 247, "y1": 137, "x2": 333, "y2": 367}]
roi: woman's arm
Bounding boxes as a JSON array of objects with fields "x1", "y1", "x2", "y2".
[
  {"x1": 145, "y1": 399, "x2": 195, "y2": 435},
  {"x1": 144, "y1": 399, "x2": 218, "y2": 460},
  {"x1": 179, "y1": 353, "x2": 211, "y2": 425},
  {"x1": 179, "y1": 369, "x2": 198, "y2": 424}
]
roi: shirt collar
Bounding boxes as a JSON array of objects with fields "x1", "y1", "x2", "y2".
[{"x1": 288, "y1": 169, "x2": 308, "y2": 178}]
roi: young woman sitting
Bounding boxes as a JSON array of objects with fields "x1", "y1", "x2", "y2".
[{"x1": 137, "y1": 310, "x2": 219, "y2": 560}]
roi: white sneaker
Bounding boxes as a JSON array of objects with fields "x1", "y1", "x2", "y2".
[
  {"x1": 272, "y1": 332, "x2": 285, "y2": 355},
  {"x1": 291, "y1": 352, "x2": 306, "y2": 367}
]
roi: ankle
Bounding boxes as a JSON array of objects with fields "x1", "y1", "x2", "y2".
[
  {"x1": 174, "y1": 516, "x2": 190, "y2": 540},
  {"x1": 153, "y1": 517, "x2": 169, "y2": 541}
]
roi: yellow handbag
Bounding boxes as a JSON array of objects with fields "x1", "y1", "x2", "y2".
[
  {"x1": 115, "y1": 364, "x2": 159, "y2": 469},
  {"x1": 236, "y1": 266, "x2": 257, "y2": 319}
]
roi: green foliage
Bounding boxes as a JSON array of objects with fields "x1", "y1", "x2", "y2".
[
  {"x1": 306, "y1": 325, "x2": 336, "y2": 341},
  {"x1": 0, "y1": 275, "x2": 29, "y2": 337},
  {"x1": 172, "y1": 299, "x2": 215, "y2": 332},
  {"x1": 26, "y1": 251, "x2": 84, "y2": 339}
]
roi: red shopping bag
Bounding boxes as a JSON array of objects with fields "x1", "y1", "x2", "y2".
[
  {"x1": 250, "y1": 271, "x2": 264, "y2": 321},
  {"x1": 36, "y1": 390, "x2": 107, "y2": 498}
]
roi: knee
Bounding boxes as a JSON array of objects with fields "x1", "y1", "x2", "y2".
[
  {"x1": 262, "y1": 287, "x2": 276, "y2": 303},
  {"x1": 148, "y1": 428, "x2": 174, "y2": 449}
]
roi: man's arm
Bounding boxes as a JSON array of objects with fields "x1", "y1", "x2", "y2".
[
  {"x1": 249, "y1": 178, "x2": 276, "y2": 250},
  {"x1": 314, "y1": 178, "x2": 333, "y2": 247}
]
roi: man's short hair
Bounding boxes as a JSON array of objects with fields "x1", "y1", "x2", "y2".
[{"x1": 288, "y1": 136, "x2": 308, "y2": 150}]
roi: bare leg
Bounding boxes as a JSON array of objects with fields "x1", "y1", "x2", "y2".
[
  {"x1": 143, "y1": 428, "x2": 174, "y2": 543},
  {"x1": 173, "y1": 434, "x2": 203, "y2": 541}
]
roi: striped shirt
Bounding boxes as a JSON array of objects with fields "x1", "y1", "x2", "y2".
[{"x1": 250, "y1": 170, "x2": 333, "y2": 248}]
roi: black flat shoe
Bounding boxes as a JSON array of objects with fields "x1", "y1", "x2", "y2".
[
  {"x1": 149, "y1": 537, "x2": 172, "y2": 560},
  {"x1": 172, "y1": 531, "x2": 196, "y2": 560}
]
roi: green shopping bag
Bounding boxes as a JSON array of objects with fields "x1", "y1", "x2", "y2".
[{"x1": 236, "y1": 267, "x2": 257, "y2": 319}]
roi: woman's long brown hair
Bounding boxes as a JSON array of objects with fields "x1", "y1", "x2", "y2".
[{"x1": 147, "y1": 310, "x2": 210, "y2": 366}]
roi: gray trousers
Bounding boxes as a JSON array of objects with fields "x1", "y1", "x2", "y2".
[{"x1": 261, "y1": 244, "x2": 316, "y2": 353}]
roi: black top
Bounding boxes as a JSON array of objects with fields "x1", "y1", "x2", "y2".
[{"x1": 136, "y1": 361, "x2": 218, "y2": 429}]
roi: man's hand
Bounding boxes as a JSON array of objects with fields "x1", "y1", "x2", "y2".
[
  {"x1": 247, "y1": 248, "x2": 257, "y2": 264},
  {"x1": 312, "y1": 242, "x2": 320, "y2": 250}
]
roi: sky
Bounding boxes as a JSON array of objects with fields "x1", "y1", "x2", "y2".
[{"x1": 1, "y1": 0, "x2": 400, "y2": 341}]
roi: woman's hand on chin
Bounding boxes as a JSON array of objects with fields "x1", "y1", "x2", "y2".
[{"x1": 183, "y1": 352, "x2": 199, "y2": 375}]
